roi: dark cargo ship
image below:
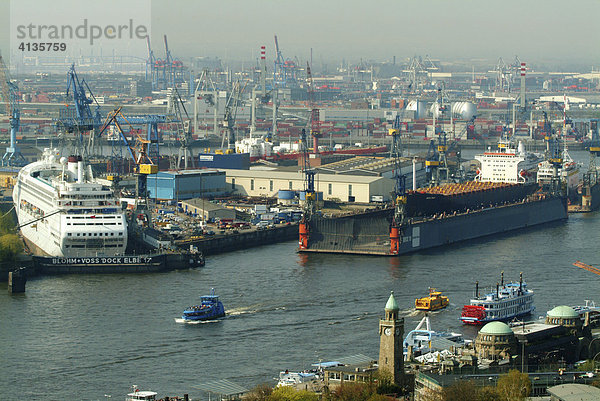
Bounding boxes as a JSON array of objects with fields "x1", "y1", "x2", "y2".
[{"x1": 299, "y1": 182, "x2": 568, "y2": 256}]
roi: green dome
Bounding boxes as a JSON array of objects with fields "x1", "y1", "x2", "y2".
[
  {"x1": 547, "y1": 305, "x2": 578, "y2": 319},
  {"x1": 480, "y1": 321, "x2": 513, "y2": 335},
  {"x1": 385, "y1": 291, "x2": 399, "y2": 311}
]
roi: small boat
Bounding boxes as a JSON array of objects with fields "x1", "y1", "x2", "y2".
[
  {"x1": 415, "y1": 288, "x2": 449, "y2": 311},
  {"x1": 277, "y1": 370, "x2": 318, "y2": 387},
  {"x1": 461, "y1": 272, "x2": 535, "y2": 325},
  {"x1": 182, "y1": 288, "x2": 225, "y2": 321},
  {"x1": 403, "y1": 315, "x2": 463, "y2": 359},
  {"x1": 126, "y1": 386, "x2": 157, "y2": 401}
]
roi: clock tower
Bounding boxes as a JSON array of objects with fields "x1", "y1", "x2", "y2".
[{"x1": 378, "y1": 291, "x2": 404, "y2": 384}]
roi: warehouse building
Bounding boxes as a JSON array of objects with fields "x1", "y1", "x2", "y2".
[
  {"x1": 147, "y1": 170, "x2": 229, "y2": 200},
  {"x1": 220, "y1": 168, "x2": 395, "y2": 203},
  {"x1": 215, "y1": 156, "x2": 426, "y2": 204},
  {"x1": 180, "y1": 199, "x2": 236, "y2": 221}
]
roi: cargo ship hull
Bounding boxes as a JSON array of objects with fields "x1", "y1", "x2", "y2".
[{"x1": 300, "y1": 196, "x2": 568, "y2": 256}]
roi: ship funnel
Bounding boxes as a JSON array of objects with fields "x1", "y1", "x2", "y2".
[
  {"x1": 77, "y1": 159, "x2": 84, "y2": 183},
  {"x1": 496, "y1": 282, "x2": 499, "y2": 298},
  {"x1": 501, "y1": 271, "x2": 504, "y2": 286},
  {"x1": 520, "y1": 272, "x2": 523, "y2": 290},
  {"x1": 67, "y1": 155, "x2": 78, "y2": 175},
  {"x1": 475, "y1": 281, "x2": 479, "y2": 297}
]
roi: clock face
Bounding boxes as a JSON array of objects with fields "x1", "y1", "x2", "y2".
[{"x1": 384, "y1": 327, "x2": 392, "y2": 336}]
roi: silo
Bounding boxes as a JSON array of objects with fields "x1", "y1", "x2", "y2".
[{"x1": 406, "y1": 100, "x2": 427, "y2": 119}]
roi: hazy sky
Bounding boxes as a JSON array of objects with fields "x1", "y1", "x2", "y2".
[
  {"x1": 1, "y1": 0, "x2": 599, "y2": 69},
  {"x1": 149, "y1": 0, "x2": 600, "y2": 68}
]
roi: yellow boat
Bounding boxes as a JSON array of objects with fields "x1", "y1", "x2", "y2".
[{"x1": 415, "y1": 288, "x2": 449, "y2": 311}]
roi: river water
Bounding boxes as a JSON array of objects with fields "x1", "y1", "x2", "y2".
[{"x1": 1, "y1": 151, "x2": 598, "y2": 400}]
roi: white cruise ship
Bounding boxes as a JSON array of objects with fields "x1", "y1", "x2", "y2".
[
  {"x1": 13, "y1": 148, "x2": 128, "y2": 257},
  {"x1": 475, "y1": 138, "x2": 541, "y2": 184}
]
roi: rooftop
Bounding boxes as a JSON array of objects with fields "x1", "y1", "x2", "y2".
[
  {"x1": 385, "y1": 291, "x2": 399, "y2": 311},
  {"x1": 547, "y1": 305, "x2": 579, "y2": 319},
  {"x1": 479, "y1": 321, "x2": 513, "y2": 335},
  {"x1": 547, "y1": 383, "x2": 600, "y2": 401}
]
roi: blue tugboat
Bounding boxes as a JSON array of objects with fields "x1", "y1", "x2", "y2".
[{"x1": 181, "y1": 288, "x2": 225, "y2": 321}]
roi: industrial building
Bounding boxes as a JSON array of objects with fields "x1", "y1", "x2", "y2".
[
  {"x1": 147, "y1": 170, "x2": 229, "y2": 201},
  {"x1": 180, "y1": 199, "x2": 236, "y2": 221},
  {"x1": 217, "y1": 155, "x2": 427, "y2": 203},
  {"x1": 220, "y1": 168, "x2": 395, "y2": 203},
  {"x1": 197, "y1": 153, "x2": 250, "y2": 170}
]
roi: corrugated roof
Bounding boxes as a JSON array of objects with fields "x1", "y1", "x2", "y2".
[
  {"x1": 219, "y1": 169, "x2": 389, "y2": 184},
  {"x1": 335, "y1": 354, "x2": 375, "y2": 366},
  {"x1": 192, "y1": 379, "x2": 248, "y2": 396}
]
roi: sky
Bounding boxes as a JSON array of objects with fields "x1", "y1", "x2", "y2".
[{"x1": 1, "y1": 0, "x2": 599, "y2": 70}]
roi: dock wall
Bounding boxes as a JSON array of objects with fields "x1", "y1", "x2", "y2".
[{"x1": 187, "y1": 223, "x2": 299, "y2": 255}]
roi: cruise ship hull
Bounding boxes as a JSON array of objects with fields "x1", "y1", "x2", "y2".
[
  {"x1": 13, "y1": 150, "x2": 128, "y2": 258},
  {"x1": 300, "y1": 196, "x2": 568, "y2": 256}
]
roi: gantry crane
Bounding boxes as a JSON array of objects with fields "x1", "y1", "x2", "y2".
[
  {"x1": 305, "y1": 62, "x2": 322, "y2": 154},
  {"x1": 221, "y1": 80, "x2": 247, "y2": 151},
  {"x1": 298, "y1": 128, "x2": 316, "y2": 250},
  {"x1": 167, "y1": 87, "x2": 193, "y2": 169},
  {"x1": 98, "y1": 107, "x2": 158, "y2": 207},
  {"x1": 273, "y1": 35, "x2": 298, "y2": 88},
  {"x1": 389, "y1": 116, "x2": 407, "y2": 255},
  {"x1": 0, "y1": 54, "x2": 26, "y2": 167},
  {"x1": 56, "y1": 64, "x2": 102, "y2": 158}
]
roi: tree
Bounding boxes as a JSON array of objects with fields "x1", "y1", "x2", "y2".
[
  {"x1": 0, "y1": 213, "x2": 16, "y2": 235},
  {"x1": 268, "y1": 386, "x2": 319, "y2": 401},
  {"x1": 496, "y1": 370, "x2": 531, "y2": 401},
  {"x1": 477, "y1": 386, "x2": 499, "y2": 401},
  {"x1": 244, "y1": 383, "x2": 273, "y2": 401},
  {"x1": 331, "y1": 382, "x2": 374, "y2": 401},
  {"x1": 0, "y1": 233, "x2": 23, "y2": 263},
  {"x1": 442, "y1": 380, "x2": 479, "y2": 401},
  {"x1": 375, "y1": 369, "x2": 402, "y2": 396}
]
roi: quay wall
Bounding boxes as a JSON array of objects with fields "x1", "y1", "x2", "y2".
[{"x1": 187, "y1": 223, "x2": 299, "y2": 256}]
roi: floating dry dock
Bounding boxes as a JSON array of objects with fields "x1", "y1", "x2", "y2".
[{"x1": 299, "y1": 182, "x2": 568, "y2": 256}]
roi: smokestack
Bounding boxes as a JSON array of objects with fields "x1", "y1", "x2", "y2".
[
  {"x1": 412, "y1": 157, "x2": 417, "y2": 190},
  {"x1": 520, "y1": 272, "x2": 523, "y2": 291},
  {"x1": 77, "y1": 159, "x2": 84, "y2": 183},
  {"x1": 496, "y1": 282, "x2": 499, "y2": 298},
  {"x1": 501, "y1": 271, "x2": 504, "y2": 286},
  {"x1": 260, "y1": 45, "x2": 266, "y2": 95},
  {"x1": 520, "y1": 62, "x2": 526, "y2": 108},
  {"x1": 475, "y1": 281, "x2": 479, "y2": 298}
]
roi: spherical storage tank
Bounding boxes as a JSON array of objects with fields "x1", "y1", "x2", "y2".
[
  {"x1": 451, "y1": 101, "x2": 477, "y2": 120},
  {"x1": 406, "y1": 100, "x2": 427, "y2": 119}
]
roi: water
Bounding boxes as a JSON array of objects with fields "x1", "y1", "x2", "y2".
[{"x1": 1, "y1": 151, "x2": 598, "y2": 400}]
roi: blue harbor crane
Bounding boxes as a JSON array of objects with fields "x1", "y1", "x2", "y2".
[
  {"x1": 273, "y1": 35, "x2": 298, "y2": 88},
  {"x1": 98, "y1": 107, "x2": 158, "y2": 205},
  {"x1": 0, "y1": 54, "x2": 26, "y2": 167},
  {"x1": 145, "y1": 36, "x2": 158, "y2": 87},
  {"x1": 58, "y1": 64, "x2": 102, "y2": 133},
  {"x1": 55, "y1": 64, "x2": 102, "y2": 158},
  {"x1": 145, "y1": 35, "x2": 185, "y2": 90}
]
